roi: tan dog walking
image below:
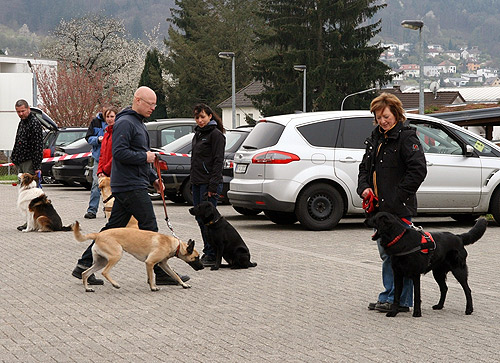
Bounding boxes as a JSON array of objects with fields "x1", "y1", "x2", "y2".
[{"x1": 72, "y1": 221, "x2": 203, "y2": 292}]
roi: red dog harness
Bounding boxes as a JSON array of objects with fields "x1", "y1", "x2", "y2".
[{"x1": 386, "y1": 218, "x2": 436, "y2": 255}]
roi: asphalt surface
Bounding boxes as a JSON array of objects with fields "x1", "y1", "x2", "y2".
[{"x1": 1, "y1": 183, "x2": 499, "y2": 362}]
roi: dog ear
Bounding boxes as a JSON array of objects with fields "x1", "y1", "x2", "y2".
[{"x1": 187, "y1": 239, "x2": 195, "y2": 254}]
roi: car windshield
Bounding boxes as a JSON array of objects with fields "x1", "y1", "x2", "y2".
[
  {"x1": 56, "y1": 131, "x2": 87, "y2": 147},
  {"x1": 161, "y1": 133, "x2": 194, "y2": 153}
]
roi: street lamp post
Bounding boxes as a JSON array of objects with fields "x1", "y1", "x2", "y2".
[
  {"x1": 401, "y1": 20, "x2": 424, "y2": 114},
  {"x1": 293, "y1": 65, "x2": 307, "y2": 112},
  {"x1": 27, "y1": 60, "x2": 38, "y2": 107},
  {"x1": 340, "y1": 87, "x2": 377, "y2": 111},
  {"x1": 218, "y1": 52, "x2": 236, "y2": 128}
]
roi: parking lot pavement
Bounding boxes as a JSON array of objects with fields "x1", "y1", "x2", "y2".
[{"x1": 1, "y1": 183, "x2": 500, "y2": 362}]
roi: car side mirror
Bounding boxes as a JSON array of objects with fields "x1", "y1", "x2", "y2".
[{"x1": 465, "y1": 144, "x2": 475, "y2": 156}]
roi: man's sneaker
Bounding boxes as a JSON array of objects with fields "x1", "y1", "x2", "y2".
[
  {"x1": 155, "y1": 273, "x2": 191, "y2": 285},
  {"x1": 200, "y1": 254, "x2": 216, "y2": 267},
  {"x1": 72, "y1": 266, "x2": 104, "y2": 285},
  {"x1": 17, "y1": 223, "x2": 27, "y2": 231},
  {"x1": 368, "y1": 301, "x2": 380, "y2": 310},
  {"x1": 375, "y1": 302, "x2": 410, "y2": 313},
  {"x1": 84, "y1": 212, "x2": 96, "y2": 219}
]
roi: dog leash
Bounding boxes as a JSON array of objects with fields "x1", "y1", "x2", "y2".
[{"x1": 154, "y1": 154, "x2": 180, "y2": 240}]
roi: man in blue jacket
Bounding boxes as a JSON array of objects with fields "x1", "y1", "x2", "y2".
[
  {"x1": 84, "y1": 107, "x2": 108, "y2": 219},
  {"x1": 72, "y1": 86, "x2": 189, "y2": 285}
]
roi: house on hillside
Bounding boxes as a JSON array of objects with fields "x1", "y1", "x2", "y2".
[
  {"x1": 438, "y1": 60, "x2": 456, "y2": 74},
  {"x1": 399, "y1": 64, "x2": 419, "y2": 78}
]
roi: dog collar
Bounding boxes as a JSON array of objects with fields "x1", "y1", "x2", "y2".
[
  {"x1": 175, "y1": 242, "x2": 181, "y2": 257},
  {"x1": 204, "y1": 217, "x2": 221, "y2": 226}
]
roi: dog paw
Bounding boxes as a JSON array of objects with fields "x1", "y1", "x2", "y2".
[
  {"x1": 465, "y1": 308, "x2": 473, "y2": 315},
  {"x1": 150, "y1": 286, "x2": 160, "y2": 292},
  {"x1": 412, "y1": 311, "x2": 422, "y2": 317},
  {"x1": 432, "y1": 304, "x2": 444, "y2": 310},
  {"x1": 385, "y1": 311, "x2": 398, "y2": 317},
  {"x1": 181, "y1": 283, "x2": 192, "y2": 289},
  {"x1": 85, "y1": 288, "x2": 95, "y2": 292},
  {"x1": 210, "y1": 266, "x2": 220, "y2": 271},
  {"x1": 112, "y1": 284, "x2": 121, "y2": 289}
]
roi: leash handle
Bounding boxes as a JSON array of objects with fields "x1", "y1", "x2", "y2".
[{"x1": 362, "y1": 190, "x2": 378, "y2": 213}]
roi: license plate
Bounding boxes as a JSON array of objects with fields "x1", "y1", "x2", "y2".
[{"x1": 235, "y1": 163, "x2": 248, "y2": 174}]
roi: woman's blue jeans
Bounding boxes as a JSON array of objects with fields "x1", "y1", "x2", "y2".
[
  {"x1": 376, "y1": 219, "x2": 414, "y2": 307},
  {"x1": 191, "y1": 183, "x2": 223, "y2": 257}
]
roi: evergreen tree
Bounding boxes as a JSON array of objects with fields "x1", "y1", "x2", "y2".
[
  {"x1": 252, "y1": 0, "x2": 392, "y2": 115},
  {"x1": 139, "y1": 48, "x2": 167, "y2": 120},
  {"x1": 163, "y1": 0, "x2": 263, "y2": 117}
]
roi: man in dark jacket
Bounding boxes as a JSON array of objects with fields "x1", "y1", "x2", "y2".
[
  {"x1": 12, "y1": 99, "x2": 44, "y2": 231},
  {"x1": 12, "y1": 99, "x2": 43, "y2": 175},
  {"x1": 84, "y1": 107, "x2": 108, "y2": 219},
  {"x1": 72, "y1": 86, "x2": 189, "y2": 285}
]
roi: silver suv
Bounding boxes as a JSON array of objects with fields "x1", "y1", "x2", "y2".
[{"x1": 228, "y1": 111, "x2": 500, "y2": 230}]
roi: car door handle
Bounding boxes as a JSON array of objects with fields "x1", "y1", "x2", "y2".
[
  {"x1": 426, "y1": 161, "x2": 433, "y2": 166},
  {"x1": 339, "y1": 157, "x2": 357, "y2": 163}
]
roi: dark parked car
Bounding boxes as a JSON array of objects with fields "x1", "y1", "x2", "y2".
[
  {"x1": 51, "y1": 138, "x2": 92, "y2": 189},
  {"x1": 42, "y1": 127, "x2": 87, "y2": 183},
  {"x1": 154, "y1": 127, "x2": 253, "y2": 205},
  {"x1": 145, "y1": 118, "x2": 196, "y2": 148}
]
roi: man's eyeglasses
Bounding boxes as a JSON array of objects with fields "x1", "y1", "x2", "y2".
[{"x1": 139, "y1": 97, "x2": 157, "y2": 108}]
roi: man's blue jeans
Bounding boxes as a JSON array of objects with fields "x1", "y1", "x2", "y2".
[
  {"x1": 192, "y1": 183, "x2": 223, "y2": 257},
  {"x1": 376, "y1": 219, "x2": 414, "y2": 307},
  {"x1": 86, "y1": 160, "x2": 100, "y2": 215}
]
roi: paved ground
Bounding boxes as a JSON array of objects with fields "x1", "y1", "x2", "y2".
[{"x1": 1, "y1": 183, "x2": 499, "y2": 362}]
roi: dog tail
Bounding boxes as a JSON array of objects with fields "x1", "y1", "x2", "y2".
[
  {"x1": 61, "y1": 224, "x2": 73, "y2": 232},
  {"x1": 72, "y1": 221, "x2": 99, "y2": 242},
  {"x1": 459, "y1": 217, "x2": 487, "y2": 246}
]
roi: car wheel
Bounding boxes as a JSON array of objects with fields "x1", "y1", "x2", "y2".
[
  {"x1": 182, "y1": 181, "x2": 193, "y2": 205},
  {"x1": 295, "y1": 183, "x2": 344, "y2": 230},
  {"x1": 166, "y1": 192, "x2": 186, "y2": 204},
  {"x1": 489, "y1": 188, "x2": 500, "y2": 224},
  {"x1": 233, "y1": 206, "x2": 262, "y2": 216},
  {"x1": 450, "y1": 214, "x2": 477, "y2": 224},
  {"x1": 264, "y1": 210, "x2": 298, "y2": 225}
]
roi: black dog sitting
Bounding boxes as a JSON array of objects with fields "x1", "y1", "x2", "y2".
[
  {"x1": 189, "y1": 201, "x2": 257, "y2": 270},
  {"x1": 365, "y1": 212, "x2": 487, "y2": 318}
]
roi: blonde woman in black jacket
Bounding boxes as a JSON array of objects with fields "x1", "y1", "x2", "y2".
[
  {"x1": 358, "y1": 93, "x2": 427, "y2": 313},
  {"x1": 191, "y1": 103, "x2": 226, "y2": 267}
]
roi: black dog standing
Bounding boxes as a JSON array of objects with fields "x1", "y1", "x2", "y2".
[
  {"x1": 366, "y1": 212, "x2": 487, "y2": 318},
  {"x1": 189, "y1": 201, "x2": 257, "y2": 270}
]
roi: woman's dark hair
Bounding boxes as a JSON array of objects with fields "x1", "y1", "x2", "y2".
[
  {"x1": 193, "y1": 103, "x2": 225, "y2": 133},
  {"x1": 104, "y1": 106, "x2": 119, "y2": 118}
]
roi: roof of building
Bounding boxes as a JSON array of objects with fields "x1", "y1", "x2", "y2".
[
  {"x1": 381, "y1": 87, "x2": 466, "y2": 110},
  {"x1": 218, "y1": 81, "x2": 264, "y2": 108},
  {"x1": 407, "y1": 86, "x2": 500, "y2": 103}
]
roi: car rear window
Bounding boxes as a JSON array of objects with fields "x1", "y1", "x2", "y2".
[
  {"x1": 297, "y1": 119, "x2": 340, "y2": 147},
  {"x1": 241, "y1": 121, "x2": 284, "y2": 149}
]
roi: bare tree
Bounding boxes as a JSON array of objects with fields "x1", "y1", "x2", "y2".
[{"x1": 35, "y1": 62, "x2": 114, "y2": 127}]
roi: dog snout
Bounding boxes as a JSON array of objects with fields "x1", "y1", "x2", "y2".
[
  {"x1": 188, "y1": 259, "x2": 205, "y2": 271},
  {"x1": 188, "y1": 207, "x2": 196, "y2": 216}
]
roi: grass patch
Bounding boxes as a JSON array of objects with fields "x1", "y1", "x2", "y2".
[{"x1": 0, "y1": 174, "x2": 18, "y2": 181}]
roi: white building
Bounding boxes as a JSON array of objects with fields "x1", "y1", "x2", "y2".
[{"x1": 0, "y1": 56, "x2": 57, "y2": 150}]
